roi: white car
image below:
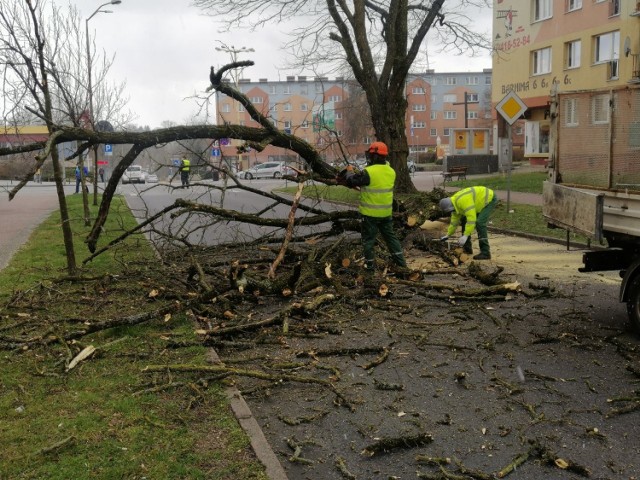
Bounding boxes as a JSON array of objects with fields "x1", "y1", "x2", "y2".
[
  {"x1": 238, "y1": 162, "x2": 295, "y2": 180},
  {"x1": 122, "y1": 165, "x2": 146, "y2": 184},
  {"x1": 145, "y1": 173, "x2": 158, "y2": 183}
]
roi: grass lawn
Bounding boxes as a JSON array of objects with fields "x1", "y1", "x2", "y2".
[
  {"x1": 447, "y1": 170, "x2": 548, "y2": 194},
  {"x1": 0, "y1": 194, "x2": 267, "y2": 480}
]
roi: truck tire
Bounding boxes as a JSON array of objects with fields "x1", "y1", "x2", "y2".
[{"x1": 625, "y1": 275, "x2": 640, "y2": 334}]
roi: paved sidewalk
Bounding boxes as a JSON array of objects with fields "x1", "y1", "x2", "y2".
[{"x1": 0, "y1": 182, "x2": 75, "y2": 271}]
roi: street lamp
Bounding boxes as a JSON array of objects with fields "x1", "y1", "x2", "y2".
[
  {"x1": 215, "y1": 44, "x2": 255, "y2": 171},
  {"x1": 86, "y1": 0, "x2": 122, "y2": 205}
]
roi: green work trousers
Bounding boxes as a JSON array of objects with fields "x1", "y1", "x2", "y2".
[
  {"x1": 460, "y1": 196, "x2": 497, "y2": 256},
  {"x1": 361, "y1": 215, "x2": 407, "y2": 270}
]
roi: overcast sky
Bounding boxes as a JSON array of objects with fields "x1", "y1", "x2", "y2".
[{"x1": 70, "y1": 0, "x2": 492, "y2": 129}]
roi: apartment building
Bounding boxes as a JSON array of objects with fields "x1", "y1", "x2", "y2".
[
  {"x1": 215, "y1": 69, "x2": 493, "y2": 169},
  {"x1": 492, "y1": 0, "x2": 639, "y2": 164}
]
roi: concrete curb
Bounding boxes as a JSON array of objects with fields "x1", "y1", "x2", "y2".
[{"x1": 206, "y1": 349, "x2": 288, "y2": 480}]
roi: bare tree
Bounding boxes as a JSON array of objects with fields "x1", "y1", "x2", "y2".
[
  {"x1": 0, "y1": 0, "x2": 130, "y2": 274},
  {"x1": 193, "y1": 0, "x2": 490, "y2": 192}
]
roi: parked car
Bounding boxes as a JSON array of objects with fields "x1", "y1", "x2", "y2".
[
  {"x1": 122, "y1": 165, "x2": 145, "y2": 184},
  {"x1": 237, "y1": 162, "x2": 295, "y2": 180},
  {"x1": 407, "y1": 160, "x2": 416, "y2": 173},
  {"x1": 145, "y1": 173, "x2": 158, "y2": 183}
]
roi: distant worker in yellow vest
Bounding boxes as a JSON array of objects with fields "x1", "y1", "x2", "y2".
[
  {"x1": 338, "y1": 141, "x2": 407, "y2": 274},
  {"x1": 439, "y1": 186, "x2": 497, "y2": 260},
  {"x1": 179, "y1": 157, "x2": 191, "y2": 187}
]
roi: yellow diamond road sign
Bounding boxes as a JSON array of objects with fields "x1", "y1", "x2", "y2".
[{"x1": 496, "y1": 90, "x2": 528, "y2": 125}]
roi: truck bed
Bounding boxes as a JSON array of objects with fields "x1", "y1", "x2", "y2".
[{"x1": 542, "y1": 181, "x2": 640, "y2": 242}]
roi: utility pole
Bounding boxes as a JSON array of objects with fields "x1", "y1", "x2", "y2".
[
  {"x1": 453, "y1": 92, "x2": 479, "y2": 129},
  {"x1": 215, "y1": 43, "x2": 255, "y2": 171}
]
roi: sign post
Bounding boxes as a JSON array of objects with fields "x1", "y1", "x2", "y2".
[{"x1": 496, "y1": 91, "x2": 527, "y2": 213}]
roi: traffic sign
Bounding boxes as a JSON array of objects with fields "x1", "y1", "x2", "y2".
[
  {"x1": 496, "y1": 90, "x2": 527, "y2": 125},
  {"x1": 97, "y1": 160, "x2": 108, "y2": 165},
  {"x1": 211, "y1": 148, "x2": 220, "y2": 157},
  {"x1": 104, "y1": 144, "x2": 113, "y2": 156}
]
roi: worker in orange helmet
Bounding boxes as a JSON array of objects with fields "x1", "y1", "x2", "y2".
[{"x1": 337, "y1": 141, "x2": 408, "y2": 275}]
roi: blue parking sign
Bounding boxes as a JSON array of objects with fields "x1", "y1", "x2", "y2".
[{"x1": 104, "y1": 144, "x2": 113, "y2": 156}]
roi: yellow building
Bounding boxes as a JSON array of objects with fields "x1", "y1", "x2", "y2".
[{"x1": 492, "y1": 0, "x2": 639, "y2": 164}]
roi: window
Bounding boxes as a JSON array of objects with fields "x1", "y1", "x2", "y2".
[
  {"x1": 466, "y1": 93, "x2": 479, "y2": 102},
  {"x1": 269, "y1": 103, "x2": 278, "y2": 112},
  {"x1": 533, "y1": 0, "x2": 552, "y2": 21},
  {"x1": 467, "y1": 76, "x2": 479, "y2": 85},
  {"x1": 594, "y1": 31, "x2": 620, "y2": 63},
  {"x1": 485, "y1": 76, "x2": 492, "y2": 85},
  {"x1": 412, "y1": 121, "x2": 426, "y2": 128},
  {"x1": 566, "y1": 0, "x2": 582, "y2": 12},
  {"x1": 430, "y1": 111, "x2": 438, "y2": 120},
  {"x1": 430, "y1": 128, "x2": 437, "y2": 137},
  {"x1": 565, "y1": 40, "x2": 581, "y2": 68},
  {"x1": 412, "y1": 104, "x2": 426, "y2": 111},
  {"x1": 443, "y1": 94, "x2": 457, "y2": 103},
  {"x1": 283, "y1": 85, "x2": 291, "y2": 94},
  {"x1": 532, "y1": 47, "x2": 552, "y2": 75},
  {"x1": 300, "y1": 84, "x2": 308, "y2": 95},
  {"x1": 335, "y1": 112, "x2": 343, "y2": 120},
  {"x1": 284, "y1": 103, "x2": 292, "y2": 112},
  {"x1": 444, "y1": 111, "x2": 457, "y2": 120},
  {"x1": 445, "y1": 77, "x2": 456, "y2": 85},
  {"x1": 564, "y1": 98, "x2": 578, "y2": 126},
  {"x1": 328, "y1": 95, "x2": 342, "y2": 102},
  {"x1": 221, "y1": 103, "x2": 230, "y2": 113},
  {"x1": 443, "y1": 128, "x2": 452, "y2": 136},
  {"x1": 412, "y1": 87, "x2": 425, "y2": 94},
  {"x1": 270, "y1": 86, "x2": 277, "y2": 94},
  {"x1": 284, "y1": 120, "x2": 292, "y2": 129},
  {"x1": 301, "y1": 103, "x2": 308, "y2": 111},
  {"x1": 237, "y1": 104, "x2": 245, "y2": 112},
  {"x1": 301, "y1": 120, "x2": 309, "y2": 129},
  {"x1": 467, "y1": 111, "x2": 479, "y2": 119},
  {"x1": 250, "y1": 96, "x2": 263, "y2": 104},
  {"x1": 609, "y1": 0, "x2": 620, "y2": 16},
  {"x1": 592, "y1": 94, "x2": 610, "y2": 124}
]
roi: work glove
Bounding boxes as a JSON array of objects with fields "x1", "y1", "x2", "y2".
[
  {"x1": 345, "y1": 165, "x2": 354, "y2": 172},
  {"x1": 458, "y1": 235, "x2": 469, "y2": 246},
  {"x1": 439, "y1": 235, "x2": 449, "y2": 242}
]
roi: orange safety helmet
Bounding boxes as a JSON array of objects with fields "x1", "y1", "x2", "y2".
[{"x1": 367, "y1": 141, "x2": 389, "y2": 156}]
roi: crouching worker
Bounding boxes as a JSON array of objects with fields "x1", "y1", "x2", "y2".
[
  {"x1": 439, "y1": 186, "x2": 497, "y2": 260},
  {"x1": 337, "y1": 141, "x2": 407, "y2": 273}
]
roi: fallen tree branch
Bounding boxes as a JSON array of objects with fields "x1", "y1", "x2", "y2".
[
  {"x1": 361, "y1": 432, "x2": 433, "y2": 457},
  {"x1": 269, "y1": 180, "x2": 305, "y2": 279}
]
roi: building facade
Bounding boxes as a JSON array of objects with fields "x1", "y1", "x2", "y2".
[
  {"x1": 491, "y1": 0, "x2": 639, "y2": 164},
  {"x1": 215, "y1": 69, "x2": 493, "y2": 169}
]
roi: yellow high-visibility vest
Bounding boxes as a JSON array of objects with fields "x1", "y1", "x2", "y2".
[{"x1": 359, "y1": 163, "x2": 395, "y2": 218}]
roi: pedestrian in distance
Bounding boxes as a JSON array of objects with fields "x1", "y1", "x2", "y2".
[
  {"x1": 99, "y1": 167, "x2": 105, "y2": 183},
  {"x1": 34, "y1": 168, "x2": 41, "y2": 183},
  {"x1": 74, "y1": 165, "x2": 88, "y2": 194},
  {"x1": 337, "y1": 141, "x2": 408, "y2": 276},
  {"x1": 180, "y1": 156, "x2": 191, "y2": 187},
  {"x1": 439, "y1": 185, "x2": 497, "y2": 260}
]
